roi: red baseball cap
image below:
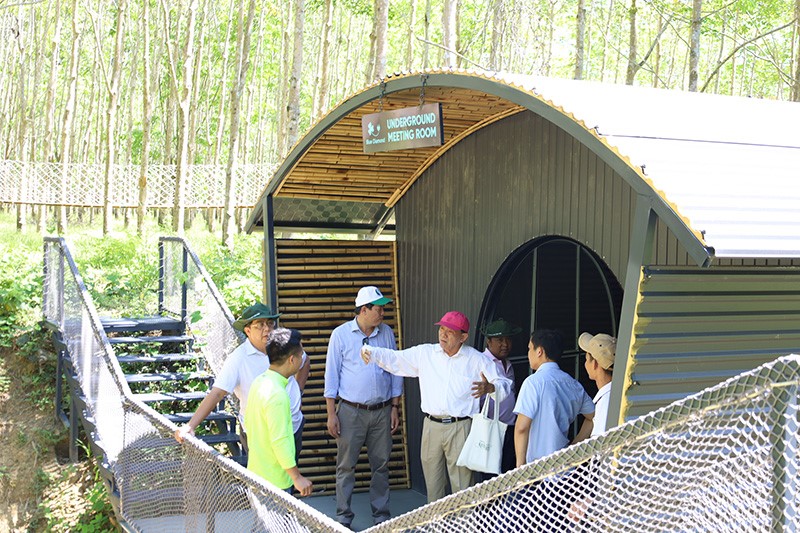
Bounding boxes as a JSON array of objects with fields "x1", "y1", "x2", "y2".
[{"x1": 435, "y1": 311, "x2": 470, "y2": 333}]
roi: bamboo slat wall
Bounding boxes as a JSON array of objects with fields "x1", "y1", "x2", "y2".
[{"x1": 276, "y1": 239, "x2": 410, "y2": 493}]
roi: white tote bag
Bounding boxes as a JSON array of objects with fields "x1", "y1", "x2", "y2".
[{"x1": 456, "y1": 392, "x2": 508, "y2": 474}]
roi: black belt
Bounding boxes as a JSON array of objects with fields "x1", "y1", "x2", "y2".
[
  {"x1": 340, "y1": 398, "x2": 392, "y2": 411},
  {"x1": 425, "y1": 414, "x2": 470, "y2": 424}
]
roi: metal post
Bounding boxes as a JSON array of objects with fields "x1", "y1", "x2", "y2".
[
  {"x1": 181, "y1": 244, "x2": 189, "y2": 323},
  {"x1": 262, "y1": 194, "x2": 278, "y2": 311},
  {"x1": 771, "y1": 384, "x2": 798, "y2": 531},
  {"x1": 158, "y1": 239, "x2": 165, "y2": 315},
  {"x1": 607, "y1": 196, "x2": 657, "y2": 431}
]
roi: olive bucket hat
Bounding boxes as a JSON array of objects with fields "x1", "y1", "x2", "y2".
[{"x1": 232, "y1": 303, "x2": 281, "y2": 332}]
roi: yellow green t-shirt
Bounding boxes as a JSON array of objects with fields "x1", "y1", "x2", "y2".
[{"x1": 244, "y1": 369, "x2": 295, "y2": 489}]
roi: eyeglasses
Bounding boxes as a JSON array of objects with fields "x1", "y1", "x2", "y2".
[{"x1": 248, "y1": 320, "x2": 275, "y2": 330}]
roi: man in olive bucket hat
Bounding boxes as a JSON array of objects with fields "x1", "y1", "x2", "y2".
[
  {"x1": 175, "y1": 303, "x2": 310, "y2": 461},
  {"x1": 478, "y1": 318, "x2": 523, "y2": 478}
]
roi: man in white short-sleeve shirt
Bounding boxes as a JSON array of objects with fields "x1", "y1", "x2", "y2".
[
  {"x1": 174, "y1": 303, "x2": 309, "y2": 460},
  {"x1": 579, "y1": 332, "x2": 617, "y2": 437}
]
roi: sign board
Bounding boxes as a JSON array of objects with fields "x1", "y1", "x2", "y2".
[{"x1": 362, "y1": 103, "x2": 444, "y2": 153}]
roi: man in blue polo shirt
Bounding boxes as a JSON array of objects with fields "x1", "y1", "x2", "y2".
[
  {"x1": 324, "y1": 286, "x2": 403, "y2": 529},
  {"x1": 514, "y1": 329, "x2": 594, "y2": 465}
]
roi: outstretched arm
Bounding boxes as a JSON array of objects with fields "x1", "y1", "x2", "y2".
[{"x1": 174, "y1": 386, "x2": 228, "y2": 442}]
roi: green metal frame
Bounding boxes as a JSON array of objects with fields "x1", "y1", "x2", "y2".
[{"x1": 607, "y1": 195, "x2": 658, "y2": 429}]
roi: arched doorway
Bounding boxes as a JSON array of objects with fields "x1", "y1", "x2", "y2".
[{"x1": 475, "y1": 237, "x2": 624, "y2": 402}]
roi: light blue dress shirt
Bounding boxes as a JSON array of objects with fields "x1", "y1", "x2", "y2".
[{"x1": 324, "y1": 318, "x2": 403, "y2": 404}]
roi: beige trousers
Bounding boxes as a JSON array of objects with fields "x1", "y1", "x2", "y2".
[{"x1": 420, "y1": 417, "x2": 474, "y2": 502}]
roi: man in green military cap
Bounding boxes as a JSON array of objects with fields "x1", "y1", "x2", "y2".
[
  {"x1": 479, "y1": 318, "x2": 522, "y2": 477},
  {"x1": 174, "y1": 303, "x2": 310, "y2": 459}
]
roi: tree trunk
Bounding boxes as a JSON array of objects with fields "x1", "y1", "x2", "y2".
[
  {"x1": 443, "y1": 0, "x2": 457, "y2": 67},
  {"x1": 406, "y1": 0, "x2": 416, "y2": 69},
  {"x1": 58, "y1": 0, "x2": 80, "y2": 233},
  {"x1": 278, "y1": 0, "x2": 292, "y2": 153},
  {"x1": 625, "y1": 0, "x2": 637, "y2": 85},
  {"x1": 223, "y1": 0, "x2": 256, "y2": 250},
  {"x1": 574, "y1": 0, "x2": 586, "y2": 79},
  {"x1": 212, "y1": 1, "x2": 236, "y2": 165},
  {"x1": 793, "y1": 0, "x2": 800, "y2": 101},
  {"x1": 43, "y1": 0, "x2": 63, "y2": 164},
  {"x1": 100, "y1": 0, "x2": 126, "y2": 235},
  {"x1": 139, "y1": 0, "x2": 154, "y2": 235},
  {"x1": 172, "y1": 0, "x2": 199, "y2": 234},
  {"x1": 688, "y1": 0, "x2": 702, "y2": 91},
  {"x1": 599, "y1": 0, "x2": 614, "y2": 81},
  {"x1": 422, "y1": 0, "x2": 431, "y2": 68},
  {"x1": 187, "y1": 0, "x2": 208, "y2": 167},
  {"x1": 372, "y1": 0, "x2": 389, "y2": 80},
  {"x1": 285, "y1": 0, "x2": 305, "y2": 152},
  {"x1": 313, "y1": 0, "x2": 334, "y2": 120}
]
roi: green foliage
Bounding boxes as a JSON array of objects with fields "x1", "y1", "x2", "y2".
[
  {"x1": 0, "y1": 231, "x2": 43, "y2": 348},
  {"x1": 193, "y1": 235, "x2": 262, "y2": 315},
  {"x1": 73, "y1": 233, "x2": 160, "y2": 316}
]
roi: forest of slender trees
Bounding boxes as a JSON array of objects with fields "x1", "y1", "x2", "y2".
[{"x1": 1, "y1": 0, "x2": 799, "y2": 238}]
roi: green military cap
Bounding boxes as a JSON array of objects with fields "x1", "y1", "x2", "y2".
[{"x1": 481, "y1": 318, "x2": 522, "y2": 337}]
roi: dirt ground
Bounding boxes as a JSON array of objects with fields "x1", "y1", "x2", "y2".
[{"x1": 0, "y1": 344, "x2": 116, "y2": 532}]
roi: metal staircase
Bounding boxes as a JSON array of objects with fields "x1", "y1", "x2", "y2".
[
  {"x1": 101, "y1": 316, "x2": 245, "y2": 462},
  {"x1": 47, "y1": 236, "x2": 248, "y2": 515}
]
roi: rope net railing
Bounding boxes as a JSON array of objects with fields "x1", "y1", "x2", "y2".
[
  {"x1": 369, "y1": 354, "x2": 800, "y2": 533},
  {"x1": 157, "y1": 236, "x2": 242, "y2": 379},
  {"x1": 43, "y1": 237, "x2": 347, "y2": 532},
  {"x1": 44, "y1": 235, "x2": 800, "y2": 531},
  {"x1": 4, "y1": 160, "x2": 273, "y2": 208}
]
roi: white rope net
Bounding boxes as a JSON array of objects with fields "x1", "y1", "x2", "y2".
[
  {"x1": 2, "y1": 160, "x2": 273, "y2": 208},
  {"x1": 44, "y1": 236, "x2": 800, "y2": 532}
]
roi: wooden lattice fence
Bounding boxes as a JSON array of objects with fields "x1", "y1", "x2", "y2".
[{"x1": 0, "y1": 160, "x2": 274, "y2": 208}]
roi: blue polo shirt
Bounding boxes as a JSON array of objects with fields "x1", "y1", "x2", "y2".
[{"x1": 514, "y1": 362, "x2": 594, "y2": 463}]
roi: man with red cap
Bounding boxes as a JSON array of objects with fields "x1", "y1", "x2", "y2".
[{"x1": 361, "y1": 310, "x2": 512, "y2": 502}]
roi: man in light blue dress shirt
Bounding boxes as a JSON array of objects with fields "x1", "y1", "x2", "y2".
[{"x1": 324, "y1": 286, "x2": 403, "y2": 528}]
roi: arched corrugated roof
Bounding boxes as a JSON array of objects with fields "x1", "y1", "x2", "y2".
[{"x1": 247, "y1": 69, "x2": 800, "y2": 262}]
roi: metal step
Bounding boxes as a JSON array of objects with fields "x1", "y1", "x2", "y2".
[
  {"x1": 197, "y1": 433, "x2": 242, "y2": 445},
  {"x1": 101, "y1": 316, "x2": 184, "y2": 334},
  {"x1": 107, "y1": 334, "x2": 193, "y2": 345},
  {"x1": 162, "y1": 411, "x2": 236, "y2": 424},
  {"x1": 125, "y1": 371, "x2": 212, "y2": 384},
  {"x1": 116, "y1": 353, "x2": 198, "y2": 364},
  {"x1": 133, "y1": 391, "x2": 207, "y2": 403}
]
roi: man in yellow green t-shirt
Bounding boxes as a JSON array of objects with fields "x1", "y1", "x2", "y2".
[{"x1": 245, "y1": 328, "x2": 313, "y2": 496}]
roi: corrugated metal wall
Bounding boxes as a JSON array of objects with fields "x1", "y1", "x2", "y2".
[
  {"x1": 396, "y1": 111, "x2": 638, "y2": 344},
  {"x1": 624, "y1": 267, "x2": 800, "y2": 420}
]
